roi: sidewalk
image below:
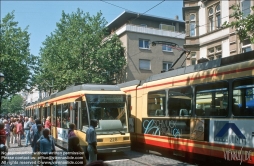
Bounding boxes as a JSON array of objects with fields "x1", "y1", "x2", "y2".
[{"x1": 3, "y1": 139, "x2": 67, "y2": 166}]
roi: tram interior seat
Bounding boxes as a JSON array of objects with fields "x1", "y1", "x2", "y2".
[
  {"x1": 148, "y1": 104, "x2": 161, "y2": 116},
  {"x1": 179, "y1": 109, "x2": 189, "y2": 116},
  {"x1": 155, "y1": 109, "x2": 164, "y2": 116}
]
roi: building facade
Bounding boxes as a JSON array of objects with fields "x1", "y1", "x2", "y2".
[
  {"x1": 183, "y1": 0, "x2": 253, "y2": 65},
  {"x1": 106, "y1": 11, "x2": 186, "y2": 82}
]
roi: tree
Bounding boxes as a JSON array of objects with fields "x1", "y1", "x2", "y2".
[
  {"x1": 1, "y1": 95, "x2": 24, "y2": 114},
  {"x1": 0, "y1": 11, "x2": 38, "y2": 112},
  {"x1": 223, "y1": 5, "x2": 254, "y2": 43},
  {"x1": 37, "y1": 9, "x2": 126, "y2": 91}
]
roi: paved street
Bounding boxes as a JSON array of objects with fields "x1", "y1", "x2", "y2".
[
  {"x1": 2, "y1": 139, "x2": 195, "y2": 166},
  {"x1": 4, "y1": 139, "x2": 67, "y2": 166}
]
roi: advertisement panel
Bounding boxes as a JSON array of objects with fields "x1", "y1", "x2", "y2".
[
  {"x1": 210, "y1": 119, "x2": 254, "y2": 148},
  {"x1": 57, "y1": 127, "x2": 68, "y2": 142}
]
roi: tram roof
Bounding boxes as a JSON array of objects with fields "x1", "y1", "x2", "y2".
[
  {"x1": 141, "y1": 50, "x2": 254, "y2": 85},
  {"x1": 118, "y1": 51, "x2": 254, "y2": 88}
]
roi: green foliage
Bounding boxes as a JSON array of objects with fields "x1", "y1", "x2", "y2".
[
  {"x1": 37, "y1": 9, "x2": 126, "y2": 91},
  {"x1": 223, "y1": 5, "x2": 254, "y2": 43},
  {"x1": 0, "y1": 11, "x2": 38, "y2": 111},
  {"x1": 1, "y1": 95, "x2": 24, "y2": 114}
]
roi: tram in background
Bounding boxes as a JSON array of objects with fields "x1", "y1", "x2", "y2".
[
  {"x1": 118, "y1": 51, "x2": 254, "y2": 165},
  {"x1": 25, "y1": 84, "x2": 130, "y2": 153}
]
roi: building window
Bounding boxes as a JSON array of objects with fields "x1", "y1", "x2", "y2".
[
  {"x1": 139, "y1": 59, "x2": 151, "y2": 70},
  {"x1": 216, "y1": 5, "x2": 221, "y2": 28},
  {"x1": 191, "y1": 52, "x2": 196, "y2": 65},
  {"x1": 162, "y1": 45, "x2": 173, "y2": 52},
  {"x1": 159, "y1": 24, "x2": 175, "y2": 31},
  {"x1": 242, "y1": 0, "x2": 251, "y2": 18},
  {"x1": 208, "y1": 4, "x2": 221, "y2": 32},
  {"x1": 242, "y1": 39, "x2": 252, "y2": 53},
  {"x1": 163, "y1": 61, "x2": 172, "y2": 71},
  {"x1": 139, "y1": 39, "x2": 150, "y2": 49},
  {"x1": 208, "y1": 8, "x2": 214, "y2": 31},
  {"x1": 207, "y1": 45, "x2": 222, "y2": 60},
  {"x1": 189, "y1": 14, "x2": 196, "y2": 37}
]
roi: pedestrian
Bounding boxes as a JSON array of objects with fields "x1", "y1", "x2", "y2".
[
  {"x1": 39, "y1": 128, "x2": 56, "y2": 166},
  {"x1": 68, "y1": 123, "x2": 76, "y2": 139},
  {"x1": 30, "y1": 119, "x2": 42, "y2": 142},
  {"x1": 0, "y1": 122, "x2": 7, "y2": 164},
  {"x1": 67, "y1": 136, "x2": 86, "y2": 166},
  {"x1": 3, "y1": 120, "x2": 10, "y2": 148},
  {"x1": 86, "y1": 119, "x2": 98, "y2": 164},
  {"x1": 44, "y1": 116, "x2": 52, "y2": 131},
  {"x1": 31, "y1": 124, "x2": 42, "y2": 166},
  {"x1": 24, "y1": 117, "x2": 32, "y2": 146},
  {"x1": 0, "y1": 123, "x2": 6, "y2": 145},
  {"x1": 16, "y1": 119, "x2": 23, "y2": 147},
  {"x1": 9, "y1": 119, "x2": 15, "y2": 144}
]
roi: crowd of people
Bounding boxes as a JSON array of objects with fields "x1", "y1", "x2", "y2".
[{"x1": 0, "y1": 115, "x2": 105, "y2": 166}]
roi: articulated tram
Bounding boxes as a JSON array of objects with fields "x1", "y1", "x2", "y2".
[
  {"x1": 25, "y1": 84, "x2": 130, "y2": 153},
  {"x1": 118, "y1": 51, "x2": 254, "y2": 165}
]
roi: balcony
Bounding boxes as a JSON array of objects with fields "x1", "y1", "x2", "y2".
[{"x1": 115, "y1": 24, "x2": 185, "y2": 39}]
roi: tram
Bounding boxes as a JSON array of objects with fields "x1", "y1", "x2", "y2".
[
  {"x1": 118, "y1": 51, "x2": 254, "y2": 165},
  {"x1": 25, "y1": 84, "x2": 130, "y2": 153}
]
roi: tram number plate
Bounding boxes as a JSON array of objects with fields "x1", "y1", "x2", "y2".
[{"x1": 110, "y1": 138, "x2": 117, "y2": 142}]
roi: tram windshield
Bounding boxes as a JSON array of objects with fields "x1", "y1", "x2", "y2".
[{"x1": 85, "y1": 94, "x2": 127, "y2": 134}]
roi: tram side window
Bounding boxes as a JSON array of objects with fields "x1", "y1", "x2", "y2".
[
  {"x1": 81, "y1": 101, "x2": 88, "y2": 129},
  {"x1": 233, "y1": 78, "x2": 254, "y2": 116},
  {"x1": 56, "y1": 104, "x2": 61, "y2": 128},
  {"x1": 196, "y1": 81, "x2": 228, "y2": 117},
  {"x1": 62, "y1": 103, "x2": 70, "y2": 129},
  {"x1": 147, "y1": 90, "x2": 166, "y2": 117},
  {"x1": 168, "y1": 87, "x2": 192, "y2": 116}
]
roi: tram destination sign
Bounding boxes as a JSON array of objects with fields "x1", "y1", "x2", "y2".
[{"x1": 86, "y1": 94, "x2": 125, "y2": 103}]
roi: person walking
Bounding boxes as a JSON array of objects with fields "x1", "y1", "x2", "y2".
[
  {"x1": 24, "y1": 117, "x2": 32, "y2": 146},
  {"x1": 3, "y1": 120, "x2": 10, "y2": 148},
  {"x1": 16, "y1": 119, "x2": 23, "y2": 147},
  {"x1": 67, "y1": 136, "x2": 86, "y2": 166},
  {"x1": 31, "y1": 124, "x2": 42, "y2": 166},
  {"x1": 39, "y1": 128, "x2": 56, "y2": 166},
  {"x1": 9, "y1": 119, "x2": 15, "y2": 144},
  {"x1": 86, "y1": 119, "x2": 98, "y2": 164}
]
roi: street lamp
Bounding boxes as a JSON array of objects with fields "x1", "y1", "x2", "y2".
[{"x1": 0, "y1": 73, "x2": 4, "y2": 83}]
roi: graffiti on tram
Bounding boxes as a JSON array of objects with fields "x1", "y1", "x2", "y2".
[{"x1": 142, "y1": 118, "x2": 190, "y2": 138}]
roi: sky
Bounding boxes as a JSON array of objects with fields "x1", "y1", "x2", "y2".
[{"x1": 1, "y1": 0, "x2": 183, "y2": 56}]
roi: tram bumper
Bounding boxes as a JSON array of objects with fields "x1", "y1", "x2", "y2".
[{"x1": 97, "y1": 144, "x2": 131, "y2": 153}]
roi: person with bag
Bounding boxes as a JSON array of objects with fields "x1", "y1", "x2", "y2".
[
  {"x1": 39, "y1": 128, "x2": 56, "y2": 166},
  {"x1": 67, "y1": 136, "x2": 86, "y2": 166},
  {"x1": 9, "y1": 119, "x2": 15, "y2": 144}
]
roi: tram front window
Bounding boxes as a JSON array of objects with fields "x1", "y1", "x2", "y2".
[{"x1": 85, "y1": 94, "x2": 127, "y2": 134}]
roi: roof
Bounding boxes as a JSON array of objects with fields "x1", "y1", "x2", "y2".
[{"x1": 106, "y1": 10, "x2": 185, "y2": 30}]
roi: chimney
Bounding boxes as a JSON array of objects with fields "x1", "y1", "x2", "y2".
[{"x1": 175, "y1": 15, "x2": 179, "y2": 20}]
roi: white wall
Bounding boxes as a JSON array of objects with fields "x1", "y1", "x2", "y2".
[
  {"x1": 199, "y1": 28, "x2": 229, "y2": 44},
  {"x1": 221, "y1": 1, "x2": 229, "y2": 24},
  {"x1": 198, "y1": 3, "x2": 206, "y2": 36},
  {"x1": 200, "y1": 46, "x2": 207, "y2": 58},
  {"x1": 222, "y1": 39, "x2": 230, "y2": 57}
]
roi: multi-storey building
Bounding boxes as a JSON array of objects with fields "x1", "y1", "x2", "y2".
[
  {"x1": 106, "y1": 11, "x2": 185, "y2": 82},
  {"x1": 183, "y1": 0, "x2": 253, "y2": 65}
]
